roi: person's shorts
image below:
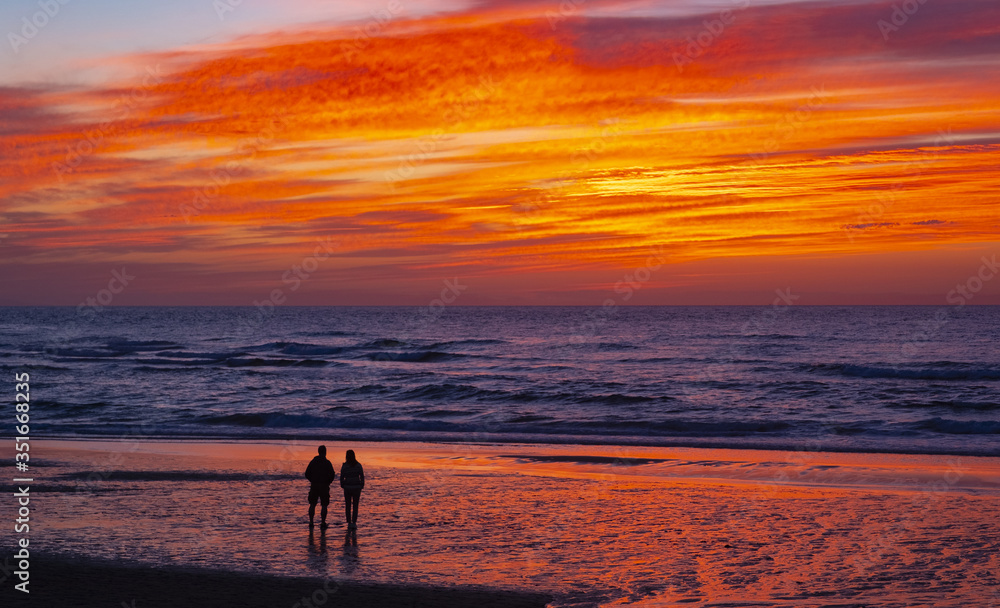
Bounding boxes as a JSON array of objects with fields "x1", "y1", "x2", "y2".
[{"x1": 308, "y1": 486, "x2": 331, "y2": 506}]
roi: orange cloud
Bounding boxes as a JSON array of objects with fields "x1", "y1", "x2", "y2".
[{"x1": 2, "y1": 0, "x2": 999, "y2": 304}]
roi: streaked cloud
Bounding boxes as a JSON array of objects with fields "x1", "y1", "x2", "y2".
[{"x1": 2, "y1": 0, "x2": 998, "y2": 304}]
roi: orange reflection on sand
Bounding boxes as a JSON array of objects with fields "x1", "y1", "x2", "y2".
[{"x1": 14, "y1": 440, "x2": 999, "y2": 607}]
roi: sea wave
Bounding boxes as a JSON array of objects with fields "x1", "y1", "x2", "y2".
[
  {"x1": 362, "y1": 351, "x2": 467, "y2": 362},
  {"x1": 361, "y1": 338, "x2": 410, "y2": 348},
  {"x1": 807, "y1": 362, "x2": 1000, "y2": 380},
  {"x1": 5, "y1": 305, "x2": 1000, "y2": 458},
  {"x1": 193, "y1": 411, "x2": 795, "y2": 437},
  {"x1": 277, "y1": 343, "x2": 345, "y2": 356},
  {"x1": 133, "y1": 356, "x2": 338, "y2": 368},
  {"x1": 200, "y1": 413, "x2": 335, "y2": 427},
  {"x1": 885, "y1": 400, "x2": 1000, "y2": 411},
  {"x1": 916, "y1": 417, "x2": 1000, "y2": 435},
  {"x1": 423, "y1": 339, "x2": 507, "y2": 349},
  {"x1": 390, "y1": 382, "x2": 668, "y2": 406}
]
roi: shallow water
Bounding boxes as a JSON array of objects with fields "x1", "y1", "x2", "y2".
[{"x1": 12, "y1": 440, "x2": 1000, "y2": 607}]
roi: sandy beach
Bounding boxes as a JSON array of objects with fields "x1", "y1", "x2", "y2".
[{"x1": 2, "y1": 439, "x2": 999, "y2": 607}]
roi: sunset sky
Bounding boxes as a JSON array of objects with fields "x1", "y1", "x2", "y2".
[{"x1": 2, "y1": 0, "x2": 998, "y2": 305}]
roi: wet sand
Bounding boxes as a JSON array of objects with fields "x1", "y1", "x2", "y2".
[{"x1": 2, "y1": 440, "x2": 999, "y2": 607}]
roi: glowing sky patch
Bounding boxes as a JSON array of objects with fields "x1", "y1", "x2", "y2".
[{"x1": 1, "y1": 0, "x2": 999, "y2": 304}]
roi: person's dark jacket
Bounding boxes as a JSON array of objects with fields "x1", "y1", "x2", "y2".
[
  {"x1": 339, "y1": 461, "x2": 365, "y2": 491},
  {"x1": 305, "y1": 456, "x2": 336, "y2": 489}
]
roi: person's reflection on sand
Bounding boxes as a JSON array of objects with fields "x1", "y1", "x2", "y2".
[
  {"x1": 306, "y1": 525, "x2": 328, "y2": 572},
  {"x1": 340, "y1": 529, "x2": 360, "y2": 575}
]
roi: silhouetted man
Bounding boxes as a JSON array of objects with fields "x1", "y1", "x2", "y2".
[{"x1": 305, "y1": 445, "x2": 336, "y2": 529}]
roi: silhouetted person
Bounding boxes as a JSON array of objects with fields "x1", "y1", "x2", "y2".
[
  {"x1": 305, "y1": 445, "x2": 336, "y2": 529},
  {"x1": 340, "y1": 449, "x2": 365, "y2": 529}
]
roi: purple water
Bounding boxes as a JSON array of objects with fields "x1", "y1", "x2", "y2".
[{"x1": 2, "y1": 305, "x2": 998, "y2": 455}]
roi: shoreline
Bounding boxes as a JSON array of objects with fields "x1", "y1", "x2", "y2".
[
  {"x1": 11, "y1": 431, "x2": 1000, "y2": 459},
  {"x1": 8, "y1": 554, "x2": 552, "y2": 608},
  {"x1": 9, "y1": 437, "x2": 1000, "y2": 493}
]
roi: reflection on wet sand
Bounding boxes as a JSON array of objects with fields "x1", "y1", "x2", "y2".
[
  {"x1": 307, "y1": 526, "x2": 328, "y2": 571},
  {"x1": 16, "y1": 440, "x2": 1000, "y2": 608},
  {"x1": 341, "y1": 530, "x2": 360, "y2": 575}
]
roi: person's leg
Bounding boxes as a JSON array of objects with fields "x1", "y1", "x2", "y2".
[
  {"x1": 344, "y1": 489, "x2": 352, "y2": 524},
  {"x1": 320, "y1": 491, "x2": 329, "y2": 525},
  {"x1": 308, "y1": 488, "x2": 318, "y2": 525},
  {"x1": 351, "y1": 489, "x2": 361, "y2": 524}
]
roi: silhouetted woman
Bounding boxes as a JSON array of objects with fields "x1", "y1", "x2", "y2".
[{"x1": 339, "y1": 449, "x2": 365, "y2": 529}]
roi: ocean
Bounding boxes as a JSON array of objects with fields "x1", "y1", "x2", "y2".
[{"x1": 3, "y1": 305, "x2": 998, "y2": 456}]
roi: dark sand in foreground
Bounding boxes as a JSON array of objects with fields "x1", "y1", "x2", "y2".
[{"x1": 10, "y1": 554, "x2": 551, "y2": 608}]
